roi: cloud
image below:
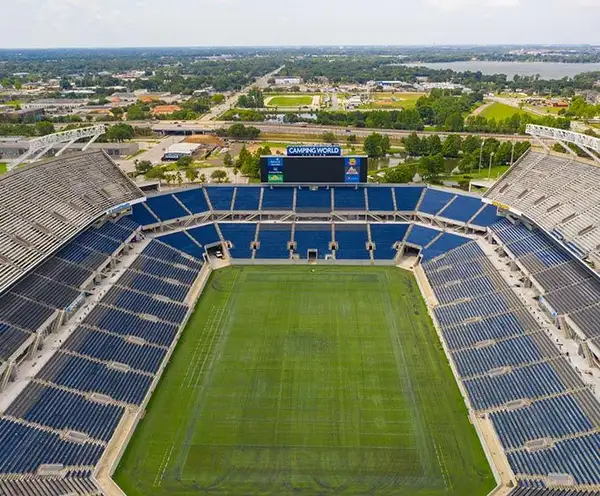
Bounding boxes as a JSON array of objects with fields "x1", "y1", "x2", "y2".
[{"x1": 426, "y1": 0, "x2": 519, "y2": 9}]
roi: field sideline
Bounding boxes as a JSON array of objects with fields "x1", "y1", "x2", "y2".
[{"x1": 114, "y1": 266, "x2": 494, "y2": 495}]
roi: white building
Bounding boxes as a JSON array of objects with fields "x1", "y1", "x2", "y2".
[{"x1": 274, "y1": 77, "x2": 302, "y2": 86}]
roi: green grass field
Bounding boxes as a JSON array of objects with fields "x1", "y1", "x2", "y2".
[
  {"x1": 114, "y1": 266, "x2": 494, "y2": 495},
  {"x1": 0, "y1": 163, "x2": 7, "y2": 175},
  {"x1": 360, "y1": 92, "x2": 426, "y2": 110},
  {"x1": 479, "y1": 102, "x2": 535, "y2": 120},
  {"x1": 267, "y1": 95, "x2": 315, "y2": 107}
]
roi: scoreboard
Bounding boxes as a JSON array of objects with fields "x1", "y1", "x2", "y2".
[{"x1": 260, "y1": 152, "x2": 368, "y2": 184}]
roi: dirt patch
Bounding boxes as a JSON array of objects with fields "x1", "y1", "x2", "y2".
[{"x1": 184, "y1": 135, "x2": 225, "y2": 146}]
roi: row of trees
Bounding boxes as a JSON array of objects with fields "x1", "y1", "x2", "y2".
[
  {"x1": 237, "y1": 88, "x2": 265, "y2": 109},
  {"x1": 215, "y1": 123, "x2": 261, "y2": 139}
]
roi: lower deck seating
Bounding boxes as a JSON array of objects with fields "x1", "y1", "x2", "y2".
[
  {"x1": 38, "y1": 352, "x2": 152, "y2": 405},
  {"x1": 335, "y1": 224, "x2": 370, "y2": 260},
  {"x1": 85, "y1": 306, "x2": 178, "y2": 347},
  {"x1": 293, "y1": 225, "x2": 333, "y2": 259},
  {"x1": 0, "y1": 418, "x2": 104, "y2": 474},
  {"x1": 370, "y1": 224, "x2": 409, "y2": 260},
  {"x1": 255, "y1": 225, "x2": 291, "y2": 259},
  {"x1": 219, "y1": 223, "x2": 256, "y2": 259},
  {"x1": 63, "y1": 326, "x2": 166, "y2": 374},
  {"x1": 157, "y1": 232, "x2": 204, "y2": 259},
  {"x1": 6, "y1": 382, "x2": 125, "y2": 442}
]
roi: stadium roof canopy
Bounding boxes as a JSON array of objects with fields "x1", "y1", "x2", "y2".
[{"x1": 0, "y1": 150, "x2": 144, "y2": 293}]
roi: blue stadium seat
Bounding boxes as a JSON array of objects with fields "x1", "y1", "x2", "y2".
[
  {"x1": 145, "y1": 194, "x2": 188, "y2": 222},
  {"x1": 6, "y1": 382, "x2": 125, "y2": 442},
  {"x1": 261, "y1": 187, "x2": 294, "y2": 210},
  {"x1": 406, "y1": 225, "x2": 440, "y2": 248},
  {"x1": 296, "y1": 187, "x2": 331, "y2": 212},
  {"x1": 370, "y1": 224, "x2": 409, "y2": 260},
  {"x1": 421, "y1": 233, "x2": 470, "y2": 261},
  {"x1": 471, "y1": 204, "x2": 500, "y2": 227},
  {"x1": 130, "y1": 203, "x2": 158, "y2": 226},
  {"x1": 293, "y1": 224, "x2": 332, "y2": 258},
  {"x1": 0, "y1": 418, "x2": 104, "y2": 473},
  {"x1": 64, "y1": 326, "x2": 167, "y2": 374},
  {"x1": 158, "y1": 232, "x2": 205, "y2": 259},
  {"x1": 85, "y1": 306, "x2": 178, "y2": 347},
  {"x1": 39, "y1": 352, "x2": 152, "y2": 405},
  {"x1": 394, "y1": 186, "x2": 424, "y2": 212},
  {"x1": 233, "y1": 187, "x2": 261, "y2": 210},
  {"x1": 174, "y1": 188, "x2": 210, "y2": 214},
  {"x1": 418, "y1": 189, "x2": 456, "y2": 216},
  {"x1": 206, "y1": 187, "x2": 235, "y2": 211},
  {"x1": 440, "y1": 195, "x2": 485, "y2": 223},
  {"x1": 256, "y1": 225, "x2": 291, "y2": 259},
  {"x1": 187, "y1": 224, "x2": 221, "y2": 247},
  {"x1": 367, "y1": 187, "x2": 395, "y2": 211},
  {"x1": 219, "y1": 223, "x2": 256, "y2": 259},
  {"x1": 334, "y1": 187, "x2": 366, "y2": 211},
  {"x1": 335, "y1": 224, "x2": 370, "y2": 260}
]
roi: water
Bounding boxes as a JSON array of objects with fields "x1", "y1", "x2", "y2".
[{"x1": 403, "y1": 61, "x2": 600, "y2": 80}]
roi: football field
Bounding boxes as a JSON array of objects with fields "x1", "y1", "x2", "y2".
[{"x1": 114, "y1": 266, "x2": 494, "y2": 495}]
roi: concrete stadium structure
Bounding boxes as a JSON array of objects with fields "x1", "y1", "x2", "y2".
[{"x1": 0, "y1": 129, "x2": 598, "y2": 494}]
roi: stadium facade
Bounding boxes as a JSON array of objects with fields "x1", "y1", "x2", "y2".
[{"x1": 0, "y1": 128, "x2": 598, "y2": 495}]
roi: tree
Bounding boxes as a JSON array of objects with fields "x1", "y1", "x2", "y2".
[
  {"x1": 363, "y1": 133, "x2": 391, "y2": 158},
  {"x1": 34, "y1": 121, "x2": 55, "y2": 136},
  {"x1": 105, "y1": 123, "x2": 134, "y2": 142},
  {"x1": 111, "y1": 107, "x2": 124, "y2": 120},
  {"x1": 322, "y1": 131, "x2": 336, "y2": 143},
  {"x1": 199, "y1": 173, "x2": 207, "y2": 183},
  {"x1": 211, "y1": 169, "x2": 227, "y2": 183},
  {"x1": 135, "y1": 160, "x2": 153, "y2": 175},
  {"x1": 223, "y1": 152, "x2": 233, "y2": 167},
  {"x1": 426, "y1": 135, "x2": 442, "y2": 156},
  {"x1": 382, "y1": 165, "x2": 415, "y2": 184},
  {"x1": 145, "y1": 166, "x2": 165, "y2": 180},
  {"x1": 419, "y1": 154, "x2": 445, "y2": 181},
  {"x1": 403, "y1": 132, "x2": 424, "y2": 156},
  {"x1": 445, "y1": 112, "x2": 464, "y2": 132},
  {"x1": 210, "y1": 94, "x2": 225, "y2": 105},
  {"x1": 233, "y1": 167, "x2": 240, "y2": 183},
  {"x1": 59, "y1": 78, "x2": 72, "y2": 90},
  {"x1": 176, "y1": 155, "x2": 194, "y2": 168},
  {"x1": 176, "y1": 171, "x2": 183, "y2": 186},
  {"x1": 346, "y1": 134, "x2": 357, "y2": 144},
  {"x1": 442, "y1": 135, "x2": 462, "y2": 158},
  {"x1": 185, "y1": 168, "x2": 199, "y2": 183}
]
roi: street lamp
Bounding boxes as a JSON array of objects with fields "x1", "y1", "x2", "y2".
[
  {"x1": 488, "y1": 152, "x2": 495, "y2": 180},
  {"x1": 478, "y1": 139, "x2": 485, "y2": 172}
]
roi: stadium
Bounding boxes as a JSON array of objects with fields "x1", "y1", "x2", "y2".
[{"x1": 0, "y1": 125, "x2": 598, "y2": 496}]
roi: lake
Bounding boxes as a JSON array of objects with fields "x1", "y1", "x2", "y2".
[{"x1": 403, "y1": 61, "x2": 600, "y2": 80}]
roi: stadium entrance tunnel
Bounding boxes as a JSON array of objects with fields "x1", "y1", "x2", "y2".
[{"x1": 205, "y1": 242, "x2": 225, "y2": 261}]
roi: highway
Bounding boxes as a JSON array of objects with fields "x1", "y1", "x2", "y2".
[
  {"x1": 199, "y1": 66, "x2": 285, "y2": 122},
  {"x1": 146, "y1": 120, "x2": 531, "y2": 142}
]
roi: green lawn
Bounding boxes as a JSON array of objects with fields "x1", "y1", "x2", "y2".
[
  {"x1": 114, "y1": 266, "x2": 494, "y2": 496},
  {"x1": 0, "y1": 163, "x2": 7, "y2": 175},
  {"x1": 267, "y1": 95, "x2": 315, "y2": 107},
  {"x1": 479, "y1": 102, "x2": 535, "y2": 120},
  {"x1": 361, "y1": 92, "x2": 426, "y2": 110}
]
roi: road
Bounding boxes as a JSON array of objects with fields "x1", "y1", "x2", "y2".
[
  {"x1": 145, "y1": 120, "x2": 532, "y2": 142},
  {"x1": 199, "y1": 65, "x2": 285, "y2": 122}
]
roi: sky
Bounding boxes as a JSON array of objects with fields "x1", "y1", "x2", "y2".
[{"x1": 2, "y1": 0, "x2": 600, "y2": 48}]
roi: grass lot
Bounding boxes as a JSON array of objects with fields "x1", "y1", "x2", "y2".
[
  {"x1": 479, "y1": 102, "x2": 535, "y2": 120},
  {"x1": 361, "y1": 92, "x2": 426, "y2": 110},
  {"x1": 0, "y1": 163, "x2": 7, "y2": 175},
  {"x1": 443, "y1": 165, "x2": 510, "y2": 182},
  {"x1": 114, "y1": 266, "x2": 494, "y2": 496},
  {"x1": 266, "y1": 95, "x2": 315, "y2": 107}
]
